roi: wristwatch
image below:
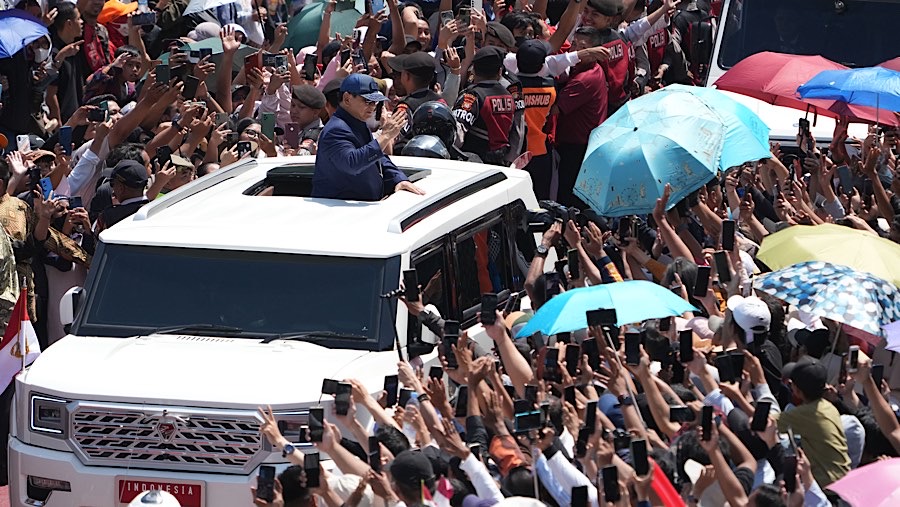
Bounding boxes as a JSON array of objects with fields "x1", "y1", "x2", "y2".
[
  {"x1": 616, "y1": 395, "x2": 634, "y2": 407},
  {"x1": 535, "y1": 244, "x2": 550, "y2": 258},
  {"x1": 282, "y1": 443, "x2": 296, "y2": 458}
]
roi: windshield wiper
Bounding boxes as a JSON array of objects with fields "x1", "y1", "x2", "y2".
[
  {"x1": 149, "y1": 323, "x2": 246, "y2": 336},
  {"x1": 260, "y1": 330, "x2": 369, "y2": 344}
]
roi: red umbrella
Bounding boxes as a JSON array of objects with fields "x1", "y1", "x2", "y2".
[
  {"x1": 713, "y1": 51, "x2": 899, "y2": 126},
  {"x1": 880, "y1": 57, "x2": 900, "y2": 72}
]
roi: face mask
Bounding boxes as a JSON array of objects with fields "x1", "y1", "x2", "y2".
[
  {"x1": 113, "y1": 22, "x2": 129, "y2": 38},
  {"x1": 33, "y1": 47, "x2": 50, "y2": 62}
]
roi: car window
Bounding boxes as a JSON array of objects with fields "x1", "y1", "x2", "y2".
[{"x1": 455, "y1": 216, "x2": 513, "y2": 315}]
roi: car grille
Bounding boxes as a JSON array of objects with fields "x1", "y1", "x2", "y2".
[{"x1": 67, "y1": 402, "x2": 278, "y2": 474}]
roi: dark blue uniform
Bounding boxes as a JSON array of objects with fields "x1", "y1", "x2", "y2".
[{"x1": 312, "y1": 107, "x2": 408, "y2": 201}]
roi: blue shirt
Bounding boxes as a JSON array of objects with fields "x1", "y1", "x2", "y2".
[{"x1": 311, "y1": 107, "x2": 408, "y2": 201}]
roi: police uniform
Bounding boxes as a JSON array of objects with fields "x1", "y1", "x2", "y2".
[
  {"x1": 386, "y1": 52, "x2": 446, "y2": 153},
  {"x1": 291, "y1": 85, "x2": 327, "y2": 154},
  {"x1": 452, "y1": 47, "x2": 515, "y2": 166}
]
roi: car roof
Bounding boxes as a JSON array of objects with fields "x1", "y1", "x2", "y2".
[{"x1": 100, "y1": 156, "x2": 537, "y2": 258}]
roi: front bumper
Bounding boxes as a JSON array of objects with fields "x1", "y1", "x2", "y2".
[{"x1": 9, "y1": 437, "x2": 285, "y2": 506}]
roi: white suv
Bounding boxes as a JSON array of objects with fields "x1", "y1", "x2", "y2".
[{"x1": 9, "y1": 156, "x2": 540, "y2": 507}]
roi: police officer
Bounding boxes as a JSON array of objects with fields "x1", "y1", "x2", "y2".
[
  {"x1": 385, "y1": 52, "x2": 445, "y2": 152},
  {"x1": 410, "y1": 101, "x2": 481, "y2": 163},
  {"x1": 452, "y1": 47, "x2": 515, "y2": 166},
  {"x1": 289, "y1": 84, "x2": 327, "y2": 155},
  {"x1": 584, "y1": 0, "x2": 635, "y2": 114}
]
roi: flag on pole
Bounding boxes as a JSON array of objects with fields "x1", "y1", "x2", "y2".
[
  {"x1": 0, "y1": 286, "x2": 41, "y2": 392},
  {"x1": 421, "y1": 478, "x2": 452, "y2": 507}
]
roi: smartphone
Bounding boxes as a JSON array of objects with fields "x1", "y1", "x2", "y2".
[
  {"x1": 542, "y1": 348, "x2": 561, "y2": 382},
  {"x1": 308, "y1": 407, "x2": 324, "y2": 442},
  {"x1": 131, "y1": 11, "x2": 156, "y2": 25},
  {"x1": 304, "y1": 452, "x2": 321, "y2": 488},
  {"x1": 236, "y1": 141, "x2": 252, "y2": 157},
  {"x1": 693, "y1": 266, "x2": 711, "y2": 298},
  {"x1": 155, "y1": 63, "x2": 170, "y2": 84},
  {"x1": 59, "y1": 125, "x2": 73, "y2": 155},
  {"x1": 701, "y1": 405, "x2": 713, "y2": 441},
  {"x1": 528, "y1": 331, "x2": 545, "y2": 352},
  {"x1": 87, "y1": 108, "x2": 107, "y2": 122},
  {"x1": 783, "y1": 454, "x2": 798, "y2": 493},
  {"x1": 352, "y1": 50, "x2": 368, "y2": 73},
  {"x1": 188, "y1": 49, "x2": 201, "y2": 64},
  {"x1": 631, "y1": 439, "x2": 649, "y2": 476},
  {"x1": 839, "y1": 353, "x2": 848, "y2": 384},
  {"x1": 514, "y1": 410, "x2": 543, "y2": 432},
  {"x1": 69, "y1": 196, "x2": 83, "y2": 210},
  {"x1": 837, "y1": 165, "x2": 854, "y2": 195},
  {"x1": 872, "y1": 363, "x2": 885, "y2": 389},
  {"x1": 399, "y1": 388, "x2": 413, "y2": 407},
  {"x1": 750, "y1": 401, "x2": 771, "y2": 432},
  {"x1": 658, "y1": 316, "x2": 671, "y2": 332},
  {"x1": 452, "y1": 45, "x2": 467, "y2": 61},
  {"x1": 721, "y1": 220, "x2": 736, "y2": 251},
  {"x1": 284, "y1": 122, "x2": 301, "y2": 149},
  {"x1": 383, "y1": 375, "x2": 399, "y2": 406},
  {"x1": 679, "y1": 330, "x2": 694, "y2": 363},
  {"x1": 584, "y1": 400, "x2": 597, "y2": 431},
  {"x1": 454, "y1": 385, "x2": 468, "y2": 418},
  {"x1": 303, "y1": 53, "x2": 317, "y2": 81},
  {"x1": 597, "y1": 308, "x2": 617, "y2": 326},
  {"x1": 581, "y1": 337, "x2": 600, "y2": 371},
  {"x1": 403, "y1": 269, "x2": 419, "y2": 302},
  {"x1": 567, "y1": 249, "x2": 580, "y2": 280},
  {"x1": 586, "y1": 310, "x2": 604, "y2": 327},
  {"x1": 365, "y1": 435, "x2": 383, "y2": 472},
  {"x1": 729, "y1": 351, "x2": 745, "y2": 375},
  {"x1": 244, "y1": 52, "x2": 262, "y2": 72},
  {"x1": 625, "y1": 331, "x2": 641, "y2": 366},
  {"x1": 156, "y1": 145, "x2": 173, "y2": 167},
  {"x1": 340, "y1": 48, "x2": 351, "y2": 66},
  {"x1": 848, "y1": 345, "x2": 860, "y2": 373},
  {"x1": 716, "y1": 354, "x2": 737, "y2": 383},
  {"x1": 456, "y1": 6, "x2": 471, "y2": 26},
  {"x1": 440, "y1": 9, "x2": 454, "y2": 26},
  {"x1": 443, "y1": 335, "x2": 460, "y2": 370},
  {"x1": 321, "y1": 378, "x2": 339, "y2": 396},
  {"x1": 575, "y1": 427, "x2": 590, "y2": 458},
  {"x1": 428, "y1": 365, "x2": 443, "y2": 380},
  {"x1": 335, "y1": 382, "x2": 352, "y2": 416},
  {"x1": 256, "y1": 465, "x2": 276, "y2": 502},
  {"x1": 669, "y1": 405, "x2": 693, "y2": 423},
  {"x1": 260, "y1": 112, "x2": 276, "y2": 140},
  {"x1": 503, "y1": 292, "x2": 520, "y2": 314},
  {"x1": 35, "y1": 177, "x2": 53, "y2": 200},
  {"x1": 199, "y1": 47, "x2": 212, "y2": 59},
  {"x1": 564, "y1": 386, "x2": 576, "y2": 406},
  {"x1": 601, "y1": 466, "x2": 620, "y2": 503},
  {"x1": 713, "y1": 251, "x2": 732, "y2": 284},
  {"x1": 564, "y1": 343, "x2": 581, "y2": 377},
  {"x1": 480, "y1": 293, "x2": 498, "y2": 325},
  {"x1": 617, "y1": 216, "x2": 632, "y2": 241}
]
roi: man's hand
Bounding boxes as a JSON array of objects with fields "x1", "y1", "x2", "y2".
[
  {"x1": 395, "y1": 180, "x2": 425, "y2": 195},
  {"x1": 42, "y1": 7, "x2": 58, "y2": 27},
  {"x1": 258, "y1": 405, "x2": 289, "y2": 449},
  {"x1": 315, "y1": 420, "x2": 342, "y2": 453},
  {"x1": 380, "y1": 109, "x2": 407, "y2": 140},
  {"x1": 435, "y1": 417, "x2": 470, "y2": 459},
  {"x1": 33, "y1": 191, "x2": 65, "y2": 221},
  {"x1": 541, "y1": 220, "x2": 562, "y2": 248},
  {"x1": 221, "y1": 26, "x2": 242, "y2": 54},
  {"x1": 251, "y1": 478, "x2": 285, "y2": 507},
  {"x1": 398, "y1": 361, "x2": 423, "y2": 391},
  {"x1": 652, "y1": 183, "x2": 672, "y2": 224},
  {"x1": 6, "y1": 151, "x2": 28, "y2": 177},
  {"x1": 55, "y1": 40, "x2": 83, "y2": 62}
]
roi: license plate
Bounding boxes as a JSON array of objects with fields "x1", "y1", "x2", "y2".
[{"x1": 117, "y1": 477, "x2": 204, "y2": 507}]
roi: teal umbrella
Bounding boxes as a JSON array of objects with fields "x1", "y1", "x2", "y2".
[
  {"x1": 515, "y1": 281, "x2": 697, "y2": 338},
  {"x1": 286, "y1": 0, "x2": 363, "y2": 51}
]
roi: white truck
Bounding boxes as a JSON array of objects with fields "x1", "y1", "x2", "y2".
[
  {"x1": 705, "y1": 0, "x2": 898, "y2": 143},
  {"x1": 9, "y1": 157, "x2": 539, "y2": 506}
]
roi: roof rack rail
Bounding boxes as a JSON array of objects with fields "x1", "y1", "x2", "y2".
[{"x1": 390, "y1": 170, "x2": 508, "y2": 233}]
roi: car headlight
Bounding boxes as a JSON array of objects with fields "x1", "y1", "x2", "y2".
[{"x1": 31, "y1": 395, "x2": 68, "y2": 437}]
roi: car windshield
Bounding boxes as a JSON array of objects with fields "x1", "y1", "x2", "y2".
[
  {"x1": 74, "y1": 243, "x2": 399, "y2": 349},
  {"x1": 718, "y1": 0, "x2": 899, "y2": 69}
]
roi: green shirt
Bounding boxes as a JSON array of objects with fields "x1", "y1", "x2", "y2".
[{"x1": 777, "y1": 398, "x2": 850, "y2": 487}]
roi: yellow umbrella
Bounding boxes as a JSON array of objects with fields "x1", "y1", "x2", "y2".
[{"x1": 757, "y1": 224, "x2": 900, "y2": 287}]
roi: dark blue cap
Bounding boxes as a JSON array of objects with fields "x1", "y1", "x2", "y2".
[{"x1": 340, "y1": 74, "x2": 387, "y2": 102}]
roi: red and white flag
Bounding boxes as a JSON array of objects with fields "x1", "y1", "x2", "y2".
[
  {"x1": 421, "y1": 477, "x2": 453, "y2": 507},
  {"x1": 0, "y1": 287, "x2": 41, "y2": 391}
]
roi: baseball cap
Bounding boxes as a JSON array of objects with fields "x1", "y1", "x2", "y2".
[
  {"x1": 128, "y1": 490, "x2": 181, "y2": 507},
  {"x1": 292, "y1": 84, "x2": 327, "y2": 109},
  {"x1": 390, "y1": 450, "x2": 435, "y2": 489},
  {"x1": 472, "y1": 46, "x2": 507, "y2": 75},
  {"x1": 98, "y1": 0, "x2": 138, "y2": 24},
  {"x1": 322, "y1": 40, "x2": 341, "y2": 61},
  {"x1": 486, "y1": 22, "x2": 516, "y2": 48},
  {"x1": 340, "y1": 74, "x2": 387, "y2": 102},
  {"x1": 587, "y1": 0, "x2": 623, "y2": 16},
  {"x1": 516, "y1": 39, "x2": 550, "y2": 74},
  {"x1": 387, "y1": 52, "x2": 436, "y2": 77},
  {"x1": 111, "y1": 160, "x2": 149, "y2": 189},
  {"x1": 789, "y1": 356, "x2": 827, "y2": 400},
  {"x1": 727, "y1": 295, "x2": 771, "y2": 345},
  {"x1": 169, "y1": 154, "x2": 193, "y2": 169}
]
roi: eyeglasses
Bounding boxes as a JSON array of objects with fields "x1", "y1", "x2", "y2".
[
  {"x1": 244, "y1": 129, "x2": 260, "y2": 137},
  {"x1": 354, "y1": 94, "x2": 378, "y2": 105}
]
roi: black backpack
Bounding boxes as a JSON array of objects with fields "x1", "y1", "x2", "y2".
[{"x1": 686, "y1": 14, "x2": 717, "y2": 85}]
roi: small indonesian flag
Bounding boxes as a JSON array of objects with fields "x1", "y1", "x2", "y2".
[
  {"x1": 0, "y1": 287, "x2": 41, "y2": 391},
  {"x1": 421, "y1": 478, "x2": 453, "y2": 507}
]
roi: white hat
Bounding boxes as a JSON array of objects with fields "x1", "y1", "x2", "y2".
[
  {"x1": 128, "y1": 491, "x2": 182, "y2": 507},
  {"x1": 727, "y1": 295, "x2": 771, "y2": 344}
]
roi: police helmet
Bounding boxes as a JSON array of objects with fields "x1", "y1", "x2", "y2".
[
  {"x1": 411, "y1": 101, "x2": 456, "y2": 149},
  {"x1": 401, "y1": 135, "x2": 451, "y2": 159}
]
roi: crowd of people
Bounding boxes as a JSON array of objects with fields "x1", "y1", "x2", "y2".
[{"x1": 0, "y1": 0, "x2": 900, "y2": 504}]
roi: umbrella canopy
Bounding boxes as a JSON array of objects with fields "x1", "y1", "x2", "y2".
[
  {"x1": 0, "y1": 9, "x2": 48, "y2": 59},
  {"x1": 515, "y1": 281, "x2": 697, "y2": 338},
  {"x1": 757, "y1": 224, "x2": 900, "y2": 287},
  {"x1": 714, "y1": 52, "x2": 899, "y2": 126},
  {"x1": 753, "y1": 261, "x2": 900, "y2": 339},
  {"x1": 574, "y1": 86, "x2": 770, "y2": 217},
  {"x1": 183, "y1": 0, "x2": 238, "y2": 16},
  {"x1": 798, "y1": 67, "x2": 900, "y2": 113},
  {"x1": 881, "y1": 57, "x2": 900, "y2": 73},
  {"x1": 827, "y1": 457, "x2": 900, "y2": 507},
  {"x1": 286, "y1": 1, "x2": 363, "y2": 52}
]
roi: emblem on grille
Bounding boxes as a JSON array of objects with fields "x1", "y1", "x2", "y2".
[{"x1": 153, "y1": 411, "x2": 185, "y2": 443}]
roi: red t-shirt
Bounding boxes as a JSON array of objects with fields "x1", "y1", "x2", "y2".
[
  {"x1": 554, "y1": 63, "x2": 608, "y2": 146},
  {"x1": 82, "y1": 22, "x2": 112, "y2": 73}
]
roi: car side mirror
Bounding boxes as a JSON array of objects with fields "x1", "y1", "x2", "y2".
[{"x1": 59, "y1": 286, "x2": 84, "y2": 333}]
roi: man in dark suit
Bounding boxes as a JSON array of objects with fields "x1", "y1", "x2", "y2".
[
  {"x1": 312, "y1": 74, "x2": 425, "y2": 201},
  {"x1": 96, "y1": 160, "x2": 150, "y2": 232}
]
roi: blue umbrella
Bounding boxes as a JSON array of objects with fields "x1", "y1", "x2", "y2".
[
  {"x1": 0, "y1": 9, "x2": 49, "y2": 59},
  {"x1": 573, "y1": 86, "x2": 770, "y2": 217},
  {"x1": 754, "y1": 261, "x2": 900, "y2": 338},
  {"x1": 515, "y1": 281, "x2": 697, "y2": 338},
  {"x1": 797, "y1": 67, "x2": 900, "y2": 114}
]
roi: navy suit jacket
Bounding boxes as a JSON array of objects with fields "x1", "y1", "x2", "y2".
[{"x1": 311, "y1": 107, "x2": 408, "y2": 201}]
